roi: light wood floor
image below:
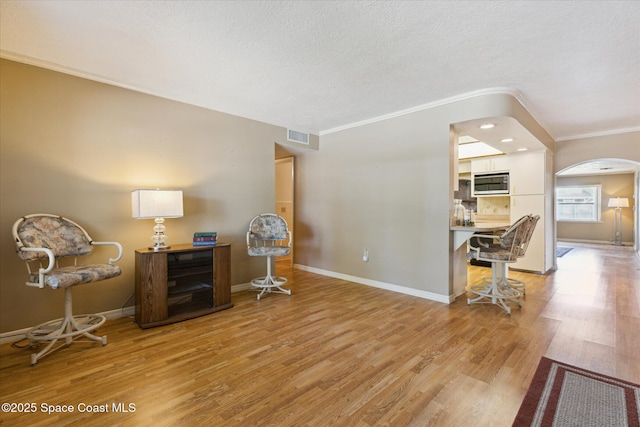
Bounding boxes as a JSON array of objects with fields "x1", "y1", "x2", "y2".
[{"x1": 1, "y1": 242, "x2": 638, "y2": 426}]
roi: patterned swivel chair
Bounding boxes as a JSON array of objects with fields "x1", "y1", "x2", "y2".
[
  {"x1": 502, "y1": 214, "x2": 539, "y2": 295},
  {"x1": 246, "y1": 213, "x2": 292, "y2": 300},
  {"x1": 12, "y1": 214, "x2": 123, "y2": 365},
  {"x1": 466, "y1": 215, "x2": 537, "y2": 314}
]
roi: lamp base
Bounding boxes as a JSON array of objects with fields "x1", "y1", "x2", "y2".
[
  {"x1": 611, "y1": 208, "x2": 625, "y2": 247},
  {"x1": 149, "y1": 243, "x2": 171, "y2": 251},
  {"x1": 150, "y1": 218, "x2": 170, "y2": 251}
]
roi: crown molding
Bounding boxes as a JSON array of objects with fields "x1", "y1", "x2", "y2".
[
  {"x1": 319, "y1": 87, "x2": 556, "y2": 140},
  {"x1": 555, "y1": 126, "x2": 640, "y2": 142}
]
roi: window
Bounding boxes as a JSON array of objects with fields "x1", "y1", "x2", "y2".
[{"x1": 556, "y1": 185, "x2": 601, "y2": 222}]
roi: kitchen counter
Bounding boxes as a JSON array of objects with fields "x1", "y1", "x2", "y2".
[
  {"x1": 450, "y1": 222, "x2": 510, "y2": 250},
  {"x1": 449, "y1": 222, "x2": 510, "y2": 231}
]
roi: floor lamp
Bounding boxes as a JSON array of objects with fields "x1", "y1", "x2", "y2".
[{"x1": 608, "y1": 197, "x2": 629, "y2": 246}]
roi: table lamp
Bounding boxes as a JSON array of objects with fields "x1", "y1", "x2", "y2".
[
  {"x1": 132, "y1": 189, "x2": 183, "y2": 250},
  {"x1": 607, "y1": 197, "x2": 629, "y2": 246}
]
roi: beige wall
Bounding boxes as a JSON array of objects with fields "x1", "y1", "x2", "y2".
[
  {"x1": 294, "y1": 93, "x2": 554, "y2": 299},
  {"x1": 296, "y1": 110, "x2": 451, "y2": 294},
  {"x1": 0, "y1": 59, "x2": 309, "y2": 332},
  {"x1": 557, "y1": 173, "x2": 635, "y2": 243}
]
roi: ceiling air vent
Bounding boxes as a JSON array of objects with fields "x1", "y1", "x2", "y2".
[{"x1": 287, "y1": 129, "x2": 309, "y2": 145}]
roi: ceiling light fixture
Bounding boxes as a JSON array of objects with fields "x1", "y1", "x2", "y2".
[
  {"x1": 500, "y1": 138, "x2": 514, "y2": 143},
  {"x1": 517, "y1": 148, "x2": 528, "y2": 152},
  {"x1": 479, "y1": 123, "x2": 496, "y2": 130}
]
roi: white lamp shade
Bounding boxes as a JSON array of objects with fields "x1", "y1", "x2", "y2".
[
  {"x1": 608, "y1": 197, "x2": 629, "y2": 208},
  {"x1": 132, "y1": 189, "x2": 184, "y2": 219}
]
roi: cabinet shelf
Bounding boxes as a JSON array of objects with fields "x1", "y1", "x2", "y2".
[
  {"x1": 168, "y1": 281, "x2": 213, "y2": 296},
  {"x1": 168, "y1": 266, "x2": 213, "y2": 279},
  {"x1": 135, "y1": 243, "x2": 232, "y2": 329},
  {"x1": 168, "y1": 301, "x2": 216, "y2": 318}
]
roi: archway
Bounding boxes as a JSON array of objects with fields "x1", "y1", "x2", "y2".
[{"x1": 556, "y1": 158, "x2": 640, "y2": 257}]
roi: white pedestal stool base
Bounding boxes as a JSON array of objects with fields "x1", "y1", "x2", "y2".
[
  {"x1": 251, "y1": 275, "x2": 291, "y2": 300},
  {"x1": 26, "y1": 287, "x2": 106, "y2": 366}
]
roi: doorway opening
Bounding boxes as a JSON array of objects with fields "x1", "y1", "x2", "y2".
[{"x1": 275, "y1": 156, "x2": 294, "y2": 275}]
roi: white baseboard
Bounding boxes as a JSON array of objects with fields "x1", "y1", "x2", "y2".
[
  {"x1": 0, "y1": 326, "x2": 32, "y2": 345},
  {"x1": 558, "y1": 238, "x2": 632, "y2": 246},
  {"x1": 103, "y1": 305, "x2": 136, "y2": 319},
  {"x1": 557, "y1": 238, "x2": 607, "y2": 244},
  {"x1": 293, "y1": 264, "x2": 453, "y2": 304},
  {"x1": 232, "y1": 282, "x2": 253, "y2": 293}
]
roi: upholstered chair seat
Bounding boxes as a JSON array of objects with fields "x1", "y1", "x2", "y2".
[
  {"x1": 248, "y1": 246, "x2": 290, "y2": 257},
  {"x1": 28, "y1": 264, "x2": 121, "y2": 289}
]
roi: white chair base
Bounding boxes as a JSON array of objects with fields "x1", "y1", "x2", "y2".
[
  {"x1": 250, "y1": 256, "x2": 291, "y2": 300},
  {"x1": 481, "y1": 275, "x2": 526, "y2": 295},
  {"x1": 467, "y1": 262, "x2": 521, "y2": 315},
  {"x1": 26, "y1": 287, "x2": 106, "y2": 366},
  {"x1": 251, "y1": 276, "x2": 292, "y2": 300}
]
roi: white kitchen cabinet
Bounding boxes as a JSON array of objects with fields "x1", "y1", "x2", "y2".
[
  {"x1": 471, "y1": 155, "x2": 510, "y2": 173},
  {"x1": 509, "y1": 150, "x2": 545, "y2": 195},
  {"x1": 510, "y1": 195, "x2": 546, "y2": 272},
  {"x1": 458, "y1": 160, "x2": 471, "y2": 175},
  {"x1": 508, "y1": 150, "x2": 554, "y2": 273}
]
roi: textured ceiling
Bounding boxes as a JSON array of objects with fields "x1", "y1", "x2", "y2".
[{"x1": 1, "y1": 0, "x2": 639, "y2": 140}]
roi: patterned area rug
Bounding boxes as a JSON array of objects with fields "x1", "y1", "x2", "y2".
[
  {"x1": 513, "y1": 357, "x2": 640, "y2": 426},
  {"x1": 556, "y1": 247, "x2": 573, "y2": 258}
]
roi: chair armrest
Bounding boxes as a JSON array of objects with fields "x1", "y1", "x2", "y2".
[
  {"x1": 91, "y1": 241, "x2": 123, "y2": 264},
  {"x1": 286, "y1": 230, "x2": 292, "y2": 247},
  {"x1": 18, "y1": 247, "x2": 55, "y2": 288}
]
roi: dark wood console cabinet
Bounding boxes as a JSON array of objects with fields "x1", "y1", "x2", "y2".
[{"x1": 135, "y1": 243, "x2": 232, "y2": 329}]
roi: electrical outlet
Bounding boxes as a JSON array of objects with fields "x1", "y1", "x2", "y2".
[{"x1": 363, "y1": 248, "x2": 369, "y2": 262}]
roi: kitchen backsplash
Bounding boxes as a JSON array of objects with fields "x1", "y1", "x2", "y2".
[{"x1": 477, "y1": 196, "x2": 510, "y2": 216}]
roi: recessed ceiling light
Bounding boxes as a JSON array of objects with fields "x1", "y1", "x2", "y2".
[
  {"x1": 479, "y1": 123, "x2": 496, "y2": 130},
  {"x1": 517, "y1": 148, "x2": 528, "y2": 151},
  {"x1": 500, "y1": 138, "x2": 514, "y2": 143}
]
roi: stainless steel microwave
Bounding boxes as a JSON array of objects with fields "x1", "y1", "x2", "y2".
[{"x1": 473, "y1": 172, "x2": 510, "y2": 195}]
